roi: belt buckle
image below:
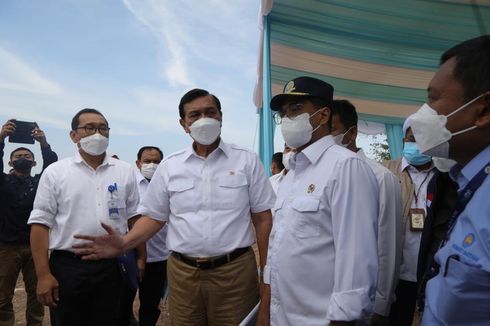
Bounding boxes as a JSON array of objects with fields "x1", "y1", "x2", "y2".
[{"x1": 195, "y1": 258, "x2": 209, "y2": 268}]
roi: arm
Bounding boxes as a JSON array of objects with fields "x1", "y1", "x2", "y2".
[
  {"x1": 372, "y1": 172, "x2": 403, "y2": 324},
  {"x1": 328, "y1": 158, "x2": 379, "y2": 323},
  {"x1": 128, "y1": 215, "x2": 147, "y2": 282},
  {"x1": 32, "y1": 127, "x2": 58, "y2": 172},
  {"x1": 0, "y1": 119, "x2": 16, "y2": 176},
  {"x1": 30, "y1": 223, "x2": 59, "y2": 307}
]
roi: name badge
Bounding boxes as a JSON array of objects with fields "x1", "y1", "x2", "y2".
[
  {"x1": 409, "y1": 208, "x2": 425, "y2": 231},
  {"x1": 108, "y1": 199, "x2": 120, "y2": 219}
]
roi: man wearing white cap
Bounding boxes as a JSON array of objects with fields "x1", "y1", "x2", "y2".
[{"x1": 383, "y1": 116, "x2": 435, "y2": 326}]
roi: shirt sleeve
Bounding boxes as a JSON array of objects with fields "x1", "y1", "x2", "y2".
[
  {"x1": 248, "y1": 154, "x2": 276, "y2": 214},
  {"x1": 40, "y1": 145, "x2": 58, "y2": 172},
  {"x1": 374, "y1": 171, "x2": 403, "y2": 316},
  {"x1": 327, "y1": 157, "x2": 379, "y2": 321},
  {"x1": 137, "y1": 163, "x2": 170, "y2": 222},
  {"x1": 28, "y1": 166, "x2": 58, "y2": 228}
]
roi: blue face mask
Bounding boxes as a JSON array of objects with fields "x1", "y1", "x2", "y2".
[{"x1": 403, "y1": 142, "x2": 431, "y2": 166}]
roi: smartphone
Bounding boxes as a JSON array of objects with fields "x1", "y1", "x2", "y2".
[{"x1": 8, "y1": 120, "x2": 38, "y2": 144}]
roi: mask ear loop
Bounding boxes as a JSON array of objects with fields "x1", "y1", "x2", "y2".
[{"x1": 447, "y1": 94, "x2": 484, "y2": 136}]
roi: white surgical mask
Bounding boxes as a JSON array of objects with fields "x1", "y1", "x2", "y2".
[
  {"x1": 281, "y1": 110, "x2": 323, "y2": 149},
  {"x1": 410, "y1": 94, "x2": 483, "y2": 158},
  {"x1": 433, "y1": 157, "x2": 457, "y2": 173},
  {"x1": 141, "y1": 163, "x2": 158, "y2": 180},
  {"x1": 189, "y1": 117, "x2": 221, "y2": 145},
  {"x1": 332, "y1": 126, "x2": 354, "y2": 148},
  {"x1": 79, "y1": 133, "x2": 109, "y2": 156},
  {"x1": 282, "y1": 151, "x2": 294, "y2": 171}
]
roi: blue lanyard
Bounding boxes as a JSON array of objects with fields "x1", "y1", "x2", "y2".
[{"x1": 440, "y1": 160, "x2": 489, "y2": 247}]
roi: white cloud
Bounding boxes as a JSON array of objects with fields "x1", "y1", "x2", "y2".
[{"x1": 0, "y1": 47, "x2": 62, "y2": 95}]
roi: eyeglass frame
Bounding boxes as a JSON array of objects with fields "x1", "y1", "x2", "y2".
[
  {"x1": 75, "y1": 124, "x2": 111, "y2": 135},
  {"x1": 273, "y1": 102, "x2": 327, "y2": 125}
]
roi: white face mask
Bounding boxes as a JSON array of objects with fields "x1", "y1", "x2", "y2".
[
  {"x1": 432, "y1": 157, "x2": 457, "y2": 173},
  {"x1": 282, "y1": 151, "x2": 294, "y2": 171},
  {"x1": 332, "y1": 126, "x2": 354, "y2": 148},
  {"x1": 410, "y1": 94, "x2": 483, "y2": 158},
  {"x1": 79, "y1": 133, "x2": 109, "y2": 156},
  {"x1": 188, "y1": 117, "x2": 221, "y2": 145},
  {"x1": 281, "y1": 110, "x2": 323, "y2": 149},
  {"x1": 140, "y1": 163, "x2": 158, "y2": 180}
]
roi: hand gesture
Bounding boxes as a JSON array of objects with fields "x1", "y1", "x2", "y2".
[
  {"x1": 0, "y1": 119, "x2": 16, "y2": 142},
  {"x1": 73, "y1": 222, "x2": 125, "y2": 260},
  {"x1": 37, "y1": 273, "x2": 59, "y2": 307}
]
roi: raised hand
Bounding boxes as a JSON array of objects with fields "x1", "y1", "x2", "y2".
[
  {"x1": 73, "y1": 222, "x2": 125, "y2": 260},
  {"x1": 0, "y1": 119, "x2": 16, "y2": 142},
  {"x1": 31, "y1": 126, "x2": 48, "y2": 146}
]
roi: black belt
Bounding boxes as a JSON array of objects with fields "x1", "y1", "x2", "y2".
[
  {"x1": 172, "y1": 247, "x2": 250, "y2": 270},
  {"x1": 51, "y1": 250, "x2": 84, "y2": 260}
]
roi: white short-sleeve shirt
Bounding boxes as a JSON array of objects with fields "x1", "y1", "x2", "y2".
[
  {"x1": 136, "y1": 171, "x2": 170, "y2": 262},
  {"x1": 28, "y1": 153, "x2": 140, "y2": 251},
  {"x1": 137, "y1": 140, "x2": 275, "y2": 257}
]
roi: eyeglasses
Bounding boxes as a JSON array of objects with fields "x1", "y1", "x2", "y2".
[
  {"x1": 76, "y1": 125, "x2": 110, "y2": 135},
  {"x1": 273, "y1": 103, "x2": 306, "y2": 125}
]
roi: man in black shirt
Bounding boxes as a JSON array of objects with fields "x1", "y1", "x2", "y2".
[{"x1": 0, "y1": 119, "x2": 57, "y2": 326}]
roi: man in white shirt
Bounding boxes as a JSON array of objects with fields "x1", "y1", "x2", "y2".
[
  {"x1": 331, "y1": 99, "x2": 403, "y2": 326},
  {"x1": 268, "y1": 144, "x2": 294, "y2": 194},
  {"x1": 134, "y1": 145, "x2": 169, "y2": 326},
  {"x1": 266, "y1": 76, "x2": 379, "y2": 325},
  {"x1": 72, "y1": 89, "x2": 275, "y2": 326},
  {"x1": 383, "y1": 117, "x2": 435, "y2": 326},
  {"x1": 27, "y1": 108, "x2": 140, "y2": 326}
]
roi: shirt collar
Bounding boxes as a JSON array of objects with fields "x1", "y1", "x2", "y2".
[
  {"x1": 183, "y1": 139, "x2": 228, "y2": 161},
  {"x1": 73, "y1": 151, "x2": 113, "y2": 167},
  {"x1": 450, "y1": 144, "x2": 490, "y2": 189},
  {"x1": 356, "y1": 148, "x2": 367, "y2": 160},
  {"x1": 292, "y1": 135, "x2": 335, "y2": 169},
  {"x1": 136, "y1": 170, "x2": 149, "y2": 185}
]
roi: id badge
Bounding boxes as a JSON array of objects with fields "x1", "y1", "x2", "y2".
[
  {"x1": 409, "y1": 208, "x2": 425, "y2": 231},
  {"x1": 108, "y1": 199, "x2": 120, "y2": 219}
]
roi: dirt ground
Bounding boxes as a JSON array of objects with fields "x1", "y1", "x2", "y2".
[{"x1": 12, "y1": 274, "x2": 170, "y2": 326}]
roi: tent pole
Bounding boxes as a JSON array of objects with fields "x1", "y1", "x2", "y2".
[
  {"x1": 259, "y1": 14, "x2": 274, "y2": 175},
  {"x1": 385, "y1": 123, "x2": 404, "y2": 159}
]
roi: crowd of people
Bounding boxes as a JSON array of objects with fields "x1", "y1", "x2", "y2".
[{"x1": 0, "y1": 35, "x2": 488, "y2": 326}]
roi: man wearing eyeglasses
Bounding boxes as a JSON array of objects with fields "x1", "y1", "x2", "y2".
[
  {"x1": 27, "y1": 108, "x2": 140, "y2": 326},
  {"x1": 265, "y1": 77, "x2": 379, "y2": 325}
]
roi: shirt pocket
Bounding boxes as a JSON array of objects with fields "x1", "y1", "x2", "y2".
[
  {"x1": 431, "y1": 257, "x2": 490, "y2": 324},
  {"x1": 217, "y1": 174, "x2": 249, "y2": 210},
  {"x1": 168, "y1": 180, "x2": 195, "y2": 214},
  {"x1": 291, "y1": 196, "x2": 321, "y2": 238}
]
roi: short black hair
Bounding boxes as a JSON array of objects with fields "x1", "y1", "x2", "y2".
[
  {"x1": 332, "y1": 99, "x2": 358, "y2": 130},
  {"x1": 10, "y1": 147, "x2": 35, "y2": 160},
  {"x1": 271, "y1": 152, "x2": 285, "y2": 170},
  {"x1": 440, "y1": 35, "x2": 490, "y2": 101},
  {"x1": 137, "y1": 146, "x2": 164, "y2": 161},
  {"x1": 71, "y1": 108, "x2": 108, "y2": 131},
  {"x1": 178, "y1": 88, "x2": 222, "y2": 119}
]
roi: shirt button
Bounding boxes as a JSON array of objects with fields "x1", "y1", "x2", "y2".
[{"x1": 98, "y1": 203, "x2": 101, "y2": 206}]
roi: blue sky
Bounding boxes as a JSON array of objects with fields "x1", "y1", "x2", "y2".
[{"x1": 0, "y1": 0, "x2": 268, "y2": 172}]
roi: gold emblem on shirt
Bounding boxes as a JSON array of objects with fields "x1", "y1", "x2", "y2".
[
  {"x1": 229, "y1": 171, "x2": 235, "y2": 175},
  {"x1": 307, "y1": 184, "x2": 315, "y2": 193}
]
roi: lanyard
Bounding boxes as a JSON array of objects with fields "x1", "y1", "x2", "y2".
[
  {"x1": 440, "y1": 160, "x2": 490, "y2": 247},
  {"x1": 406, "y1": 168, "x2": 433, "y2": 204}
]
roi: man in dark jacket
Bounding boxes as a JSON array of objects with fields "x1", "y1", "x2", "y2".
[{"x1": 0, "y1": 119, "x2": 57, "y2": 326}]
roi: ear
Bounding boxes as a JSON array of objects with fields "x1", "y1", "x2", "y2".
[
  {"x1": 179, "y1": 119, "x2": 190, "y2": 134},
  {"x1": 135, "y1": 160, "x2": 141, "y2": 169},
  {"x1": 320, "y1": 107, "x2": 331, "y2": 126},
  {"x1": 8, "y1": 160, "x2": 13, "y2": 167},
  {"x1": 32, "y1": 161, "x2": 37, "y2": 167},
  {"x1": 475, "y1": 91, "x2": 490, "y2": 128},
  {"x1": 70, "y1": 130, "x2": 79, "y2": 144}
]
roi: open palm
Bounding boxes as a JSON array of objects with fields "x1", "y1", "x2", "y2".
[{"x1": 73, "y1": 222, "x2": 125, "y2": 260}]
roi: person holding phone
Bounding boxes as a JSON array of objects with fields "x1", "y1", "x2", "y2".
[{"x1": 0, "y1": 119, "x2": 58, "y2": 326}]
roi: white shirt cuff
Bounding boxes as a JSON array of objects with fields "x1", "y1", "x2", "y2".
[{"x1": 326, "y1": 287, "x2": 373, "y2": 321}]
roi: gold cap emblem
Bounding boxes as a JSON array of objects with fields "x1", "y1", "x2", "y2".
[{"x1": 284, "y1": 80, "x2": 295, "y2": 94}]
